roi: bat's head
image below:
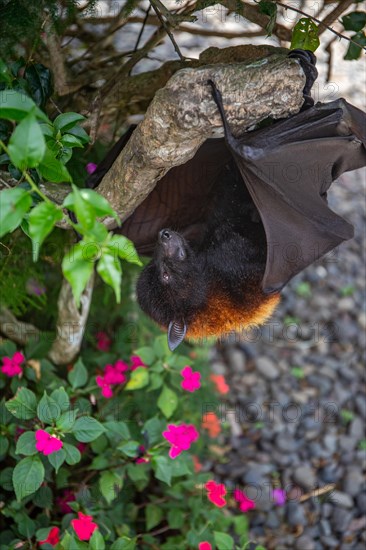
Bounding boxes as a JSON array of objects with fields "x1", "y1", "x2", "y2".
[{"x1": 136, "y1": 229, "x2": 208, "y2": 351}]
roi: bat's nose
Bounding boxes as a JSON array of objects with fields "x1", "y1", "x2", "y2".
[{"x1": 159, "y1": 229, "x2": 171, "y2": 241}]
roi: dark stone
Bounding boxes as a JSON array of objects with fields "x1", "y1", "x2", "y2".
[
  {"x1": 331, "y1": 506, "x2": 353, "y2": 532},
  {"x1": 287, "y1": 501, "x2": 307, "y2": 526},
  {"x1": 294, "y1": 535, "x2": 315, "y2": 550}
]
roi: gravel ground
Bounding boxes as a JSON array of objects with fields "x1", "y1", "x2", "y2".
[{"x1": 210, "y1": 165, "x2": 366, "y2": 549}]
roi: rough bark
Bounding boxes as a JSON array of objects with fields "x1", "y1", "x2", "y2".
[{"x1": 97, "y1": 52, "x2": 306, "y2": 226}]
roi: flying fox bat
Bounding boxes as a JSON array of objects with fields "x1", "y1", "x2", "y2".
[{"x1": 87, "y1": 52, "x2": 366, "y2": 351}]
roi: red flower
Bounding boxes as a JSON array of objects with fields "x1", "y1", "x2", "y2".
[
  {"x1": 198, "y1": 543, "x2": 212, "y2": 550},
  {"x1": 39, "y1": 526, "x2": 60, "y2": 546},
  {"x1": 71, "y1": 512, "x2": 98, "y2": 541},
  {"x1": 180, "y1": 366, "x2": 201, "y2": 392},
  {"x1": 234, "y1": 488, "x2": 256, "y2": 512},
  {"x1": 96, "y1": 331, "x2": 112, "y2": 352},
  {"x1": 35, "y1": 430, "x2": 63, "y2": 455},
  {"x1": 1, "y1": 351, "x2": 24, "y2": 377},
  {"x1": 210, "y1": 374, "x2": 229, "y2": 394},
  {"x1": 202, "y1": 412, "x2": 221, "y2": 438},
  {"x1": 205, "y1": 480, "x2": 227, "y2": 507}
]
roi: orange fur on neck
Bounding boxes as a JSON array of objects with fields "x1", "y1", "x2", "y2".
[{"x1": 186, "y1": 286, "x2": 280, "y2": 340}]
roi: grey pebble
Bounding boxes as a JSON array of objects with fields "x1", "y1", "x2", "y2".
[
  {"x1": 356, "y1": 491, "x2": 366, "y2": 514},
  {"x1": 320, "y1": 536, "x2": 339, "y2": 548},
  {"x1": 265, "y1": 510, "x2": 280, "y2": 529},
  {"x1": 256, "y1": 356, "x2": 280, "y2": 380},
  {"x1": 350, "y1": 416, "x2": 364, "y2": 440},
  {"x1": 355, "y1": 394, "x2": 366, "y2": 419},
  {"x1": 320, "y1": 518, "x2": 332, "y2": 536},
  {"x1": 294, "y1": 535, "x2": 315, "y2": 550},
  {"x1": 343, "y1": 468, "x2": 364, "y2": 497},
  {"x1": 293, "y1": 465, "x2": 317, "y2": 490},
  {"x1": 276, "y1": 431, "x2": 299, "y2": 453},
  {"x1": 287, "y1": 501, "x2": 307, "y2": 526},
  {"x1": 331, "y1": 506, "x2": 353, "y2": 532},
  {"x1": 329, "y1": 490, "x2": 354, "y2": 509}
]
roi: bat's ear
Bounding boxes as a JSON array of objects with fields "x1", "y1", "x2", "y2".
[{"x1": 167, "y1": 320, "x2": 187, "y2": 351}]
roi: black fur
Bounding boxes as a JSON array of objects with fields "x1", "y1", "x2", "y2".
[{"x1": 136, "y1": 159, "x2": 267, "y2": 329}]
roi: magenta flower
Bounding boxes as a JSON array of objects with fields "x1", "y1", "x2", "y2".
[
  {"x1": 198, "y1": 543, "x2": 212, "y2": 550},
  {"x1": 272, "y1": 488, "x2": 286, "y2": 506},
  {"x1": 1, "y1": 351, "x2": 25, "y2": 377},
  {"x1": 26, "y1": 277, "x2": 46, "y2": 297},
  {"x1": 35, "y1": 430, "x2": 63, "y2": 455},
  {"x1": 162, "y1": 423, "x2": 199, "y2": 459},
  {"x1": 130, "y1": 355, "x2": 146, "y2": 370},
  {"x1": 86, "y1": 162, "x2": 97, "y2": 174},
  {"x1": 234, "y1": 488, "x2": 256, "y2": 512},
  {"x1": 56, "y1": 489, "x2": 76, "y2": 513},
  {"x1": 205, "y1": 480, "x2": 227, "y2": 507},
  {"x1": 96, "y1": 331, "x2": 111, "y2": 352},
  {"x1": 180, "y1": 366, "x2": 201, "y2": 392},
  {"x1": 96, "y1": 359, "x2": 128, "y2": 398}
]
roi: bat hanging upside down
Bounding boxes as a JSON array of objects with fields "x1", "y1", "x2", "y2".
[{"x1": 87, "y1": 51, "x2": 366, "y2": 351}]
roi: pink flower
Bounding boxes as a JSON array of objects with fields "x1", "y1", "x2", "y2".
[
  {"x1": 71, "y1": 512, "x2": 98, "y2": 541},
  {"x1": 96, "y1": 331, "x2": 111, "y2": 352},
  {"x1": 39, "y1": 526, "x2": 60, "y2": 547},
  {"x1": 26, "y1": 278, "x2": 46, "y2": 297},
  {"x1": 234, "y1": 488, "x2": 256, "y2": 512},
  {"x1": 130, "y1": 355, "x2": 146, "y2": 370},
  {"x1": 1, "y1": 351, "x2": 24, "y2": 377},
  {"x1": 35, "y1": 430, "x2": 63, "y2": 455},
  {"x1": 56, "y1": 489, "x2": 75, "y2": 514},
  {"x1": 77, "y1": 442, "x2": 87, "y2": 453},
  {"x1": 86, "y1": 162, "x2": 97, "y2": 174},
  {"x1": 96, "y1": 359, "x2": 128, "y2": 398},
  {"x1": 205, "y1": 480, "x2": 227, "y2": 507},
  {"x1": 96, "y1": 376, "x2": 113, "y2": 398},
  {"x1": 273, "y1": 488, "x2": 286, "y2": 506},
  {"x1": 198, "y1": 543, "x2": 212, "y2": 550},
  {"x1": 162, "y1": 423, "x2": 199, "y2": 459},
  {"x1": 180, "y1": 366, "x2": 201, "y2": 392}
]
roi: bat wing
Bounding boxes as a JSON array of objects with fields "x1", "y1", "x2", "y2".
[{"x1": 210, "y1": 83, "x2": 366, "y2": 293}]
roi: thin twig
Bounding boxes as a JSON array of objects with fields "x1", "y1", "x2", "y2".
[
  {"x1": 149, "y1": 0, "x2": 185, "y2": 60},
  {"x1": 134, "y1": 5, "x2": 152, "y2": 52},
  {"x1": 317, "y1": 0, "x2": 354, "y2": 36}
]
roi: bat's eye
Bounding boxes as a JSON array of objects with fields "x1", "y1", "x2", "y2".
[{"x1": 162, "y1": 272, "x2": 170, "y2": 283}]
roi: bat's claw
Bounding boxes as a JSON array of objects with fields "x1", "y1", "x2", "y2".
[{"x1": 288, "y1": 49, "x2": 318, "y2": 110}]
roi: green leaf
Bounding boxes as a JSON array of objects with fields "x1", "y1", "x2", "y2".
[
  {"x1": 342, "y1": 11, "x2": 366, "y2": 32},
  {"x1": 108, "y1": 235, "x2": 142, "y2": 266},
  {"x1": 0, "y1": 187, "x2": 32, "y2": 238},
  {"x1": 291, "y1": 17, "x2": 320, "y2": 52},
  {"x1": 56, "y1": 409, "x2": 78, "y2": 432},
  {"x1": 68, "y1": 358, "x2": 88, "y2": 389},
  {"x1": 37, "y1": 146, "x2": 72, "y2": 183},
  {"x1": 72, "y1": 416, "x2": 105, "y2": 442},
  {"x1": 111, "y1": 538, "x2": 137, "y2": 550},
  {"x1": 117, "y1": 440, "x2": 140, "y2": 457},
  {"x1": 67, "y1": 124, "x2": 90, "y2": 144},
  {"x1": 63, "y1": 188, "x2": 119, "y2": 221},
  {"x1": 24, "y1": 63, "x2": 53, "y2": 109},
  {"x1": 12, "y1": 455, "x2": 45, "y2": 501},
  {"x1": 0, "y1": 59, "x2": 13, "y2": 86},
  {"x1": 132, "y1": 347, "x2": 155, "y2": 365},
  {"x1": 152, "y1": 456, "x2": 172, "y2": 486},
  {"x1": 8, "y1": 111, "x2": 46, "y2": 170},
  {"x1": 15, "y1": 431, "x2": 37, "y2": 456},
  {"x1": 99, "y1": 470, "x2": 123, "y2": 504},
  {"x1": 36, "y1": 527, "x2": 54, "y2": 542},
  {"x1": 33, "y1": 485, "x2": 53, "y2": 508},
  {"x1": 62, "y1": 241, "x2": 95, "y2": 307},
  {"x1": 37, "y1": 392, "x2": 61, "y2": 424},
  {"x1": 125, "y1": 366, "x2": 149, "y2": 391},
  {"x1": 104, "y1": 420, "x2": 130, "y2": 441},
  {"x1": 90, "y1": 529, "x2": 105, "y2": 550},
  {"x1": 72, "y1": 185, "x2": 97, "y2": 230},
  {"x1": 54, "y1": 112, "x2": 85, "y2": 133},
  {"x1": 63, "y1": 442, "x2": 82, "y2": 465},
  {"x1": 157, "y1": 385, "x2": 178, "y2": 419},
  {"x1": 48, "y1": 448, "x2": 66, "y2": 472},
  {"x1": 50, "y1": 387, "x2": 70, "y2": 412},
  {"x1": 214, "y1": 532, "x2": 234, "y2": 550},
  {"x1": 61, "y1": 133, "x2": 84, "y2": 148},
  {"x1": 344, "y1": 31, "x2": 366, "y2": 60},
  {"x1": 143, "y1": 417, "x2": 166, "y2": 446},
  {"x1": 5, "y1": 387, "x2": 37, "y2": 419},
  {"x1": 17, "y1": 514, "x2": 36, "y2": 538},
  {"x1": 146, "y1": 504, "x2": 163, "y2": 531},
  {"x1": 0, "y1": 434, "x2": 9, "y2": 455},
  {"x1": 0, "y1": 89, "x2": 49, "y2": 122},
  {"x1": 258, "y1": 0, "x2": 277, "y2": 36},
  {"x1": 97, "y1": 251, "x2": 122, "y2": 302},
  {"x1": 28, "y1": 201, "x2": 62, "y2": 260}
]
